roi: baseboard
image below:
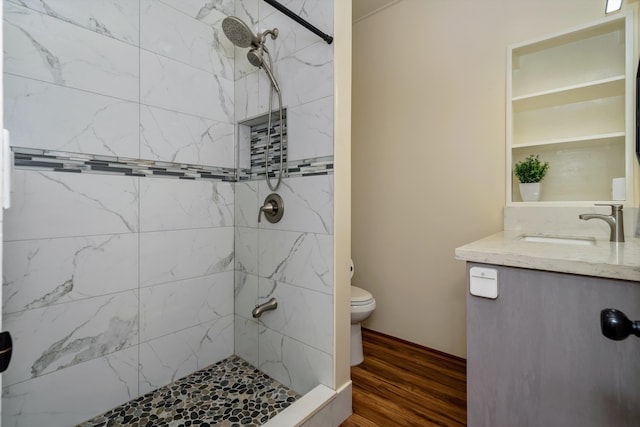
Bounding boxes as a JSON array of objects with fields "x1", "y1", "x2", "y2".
[{"x1": 362, "y1": 328, "x2": 467, "y2": 363}]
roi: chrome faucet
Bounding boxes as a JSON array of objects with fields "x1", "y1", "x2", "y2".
[{"x1": 579, "y1": 204, "x2": 624, "y2": 243}]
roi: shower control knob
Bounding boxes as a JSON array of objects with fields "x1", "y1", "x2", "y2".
[
  {"x1": 258, "y1": 193, "x2": 284, "y2": 223},
  {"x1": 600, "y1": 308, "x2": 640, "y2": 341}
]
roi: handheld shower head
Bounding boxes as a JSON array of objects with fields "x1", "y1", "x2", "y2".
[
  {"x1": 248, "y1": 47, "x2": 280, "y2": 93},
  {"x1": 222, "y1": 16, "x2": 258, "y2": 48},
  {"x1": 247, "y1": 47, "x2": 264, "y2": 67}
]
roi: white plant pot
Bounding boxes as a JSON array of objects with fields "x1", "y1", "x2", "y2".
[{"x1": 519, "y1": 182, "x2": 541, "y2": 201}]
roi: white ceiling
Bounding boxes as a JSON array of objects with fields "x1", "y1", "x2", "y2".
[{"x1": 352, "y1": 0, "x2": 400, "y2": 22}]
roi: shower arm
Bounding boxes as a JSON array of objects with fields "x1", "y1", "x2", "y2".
[
  {"x1": 258, "y1": 28, "x2": 278, "y2": 44},
  {"x1": 262, "y1": 0, "x2": 333, "y2": 44}
]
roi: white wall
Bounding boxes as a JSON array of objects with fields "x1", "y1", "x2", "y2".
[
  {"x1": 352, "y1": 0, "x2": 618, "y2": 358},
  {"x1": 332, "y1": 0, "x2": 353, "y2": 404}
]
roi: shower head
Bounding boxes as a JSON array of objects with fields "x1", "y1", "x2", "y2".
[
  {"x1": 222, "y1": 15, "x2": 281, "y2": 93},
  {"x1": 247, "y1": 47, "x2": 264, "y2": 67},
  {"x1": 222, "y1": 16, "x2": 258, "y2": 48},
  {"x1": 249, "y1": 47, "x2": 280, "y2": 93}
]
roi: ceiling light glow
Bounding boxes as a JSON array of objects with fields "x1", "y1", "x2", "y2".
[{"x1": 605, "y1": 0, "x2": 623, "y2": 14}]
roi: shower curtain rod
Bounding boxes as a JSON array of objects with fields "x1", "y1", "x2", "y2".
[{"x1": 262, "y1": 0, "x2": 333, "y2": 44}]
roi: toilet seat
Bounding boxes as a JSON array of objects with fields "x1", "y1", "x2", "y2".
[{"x1": 351, "y1": 286, "x2": 374, "y2": 306}]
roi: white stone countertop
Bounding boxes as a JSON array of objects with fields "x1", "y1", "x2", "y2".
[{"x1": 455, "y1": 231, "x2": 640, "y2": 282}]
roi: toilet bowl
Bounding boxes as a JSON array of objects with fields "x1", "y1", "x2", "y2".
[{"x1": 350, "y1": 285, "x2": 376, "y2": 366}]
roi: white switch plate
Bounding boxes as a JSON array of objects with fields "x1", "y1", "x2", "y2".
[{"x1": 469, "y1": 266, "x2": 498, "y2": 299}]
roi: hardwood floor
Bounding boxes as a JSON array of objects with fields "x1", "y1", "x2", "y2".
[{"x1": 341, "y1": 329, "x2": 467, "y2": 427}]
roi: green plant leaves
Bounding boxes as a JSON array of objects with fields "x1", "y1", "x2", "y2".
[{"x1": 514, "y1": 154, "x2": 549, "y2": 183}]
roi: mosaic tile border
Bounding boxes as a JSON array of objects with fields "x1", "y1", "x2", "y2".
[
  {"x1": 237, "y1": 155, "x2": 334, "y2": 181},
  {"x1": 13, "y1": 147, "x2": 237, "y2": 181},
  {"x1": 77, "y1": 355, "x2": 300, "y2": 427},
  {"x1": 13, "y1": 147, "x2": 333, "y2": 182}
]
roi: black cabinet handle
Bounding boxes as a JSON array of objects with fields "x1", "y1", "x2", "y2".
[{"x1": 601, "y1": 309, "x2": 640, "y2": 341}]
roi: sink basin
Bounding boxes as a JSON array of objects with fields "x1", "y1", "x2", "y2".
[{"x1": 518, "y1": 235, "x2": 596, "y2": 246}]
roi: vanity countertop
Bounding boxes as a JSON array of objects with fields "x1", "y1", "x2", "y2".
[{"x1": 455, "y1": 231, "x2": 640, "y2": 282}]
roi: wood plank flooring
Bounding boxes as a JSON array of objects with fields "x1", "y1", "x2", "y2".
[{"x1": 341, "y1": 329, "x2": 467, "y2": 427}]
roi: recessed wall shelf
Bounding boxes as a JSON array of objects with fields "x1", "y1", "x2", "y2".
[
  {"x1": 512, "y1": 132, "x2": 626, "y2": 149},
  {"x1": 507, "y1": 10, "x2": 636, "y2": 205},
  {"x1": 512, "y1": 76, "x2": 625, "y2": 110}
]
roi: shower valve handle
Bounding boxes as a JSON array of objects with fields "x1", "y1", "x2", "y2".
[
  {"x1": 258, "y1": 202, "x2": 275, "y2": 222},
  {"x1": 258, "y1": 193, "x2": 284, "y2": 224}
]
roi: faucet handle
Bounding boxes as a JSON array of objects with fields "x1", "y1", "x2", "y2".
[
  {"x1": 595, "y1": 203, "x2": 623, "y2": 212},
  {"x1": 258, "y1": 193, "x2": 284, "y2": 224}
]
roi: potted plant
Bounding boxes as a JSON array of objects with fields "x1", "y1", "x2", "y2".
[{"x1": 514, "y1": 154, "x2": 550, "y2": 201}]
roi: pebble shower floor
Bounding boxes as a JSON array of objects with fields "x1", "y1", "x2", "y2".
[{"x1": 77, "y1": 356, "x2": 300, "y2": 427}]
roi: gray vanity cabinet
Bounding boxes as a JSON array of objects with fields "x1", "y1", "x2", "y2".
[{"x1": 467, "y1": 262, "x2": 640, "y2": 427}]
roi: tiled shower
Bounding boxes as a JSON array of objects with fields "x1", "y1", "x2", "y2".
[{"x1": 2, "y1": 0, "x2": 335, "y2": 425}]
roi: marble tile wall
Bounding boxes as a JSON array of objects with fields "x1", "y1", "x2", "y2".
[
  {"x1": 235, "y1": 176, "x2": 335, "y2": 395},
  {"x1": 232, "y1": 0, "x2": 335, "y2": 396},
  {"x1": 2, "y1": 173, "x2": 236, "y2": 427},
  {"x1": 2, "y1": 0, "x2": 336, "y2": 425},
  {"x1": 234, "y1": 0, "x2": 334, "y2": 163},
  {"x1": 4, "y1": 0, "x2": 236, "y2": 167},
  {"x1": 2, "y1": 1, "x2": 237, "y2": 426}
]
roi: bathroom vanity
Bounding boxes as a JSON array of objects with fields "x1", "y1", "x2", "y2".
[
  {"x1": 456, "y1": 231, "x2": 640, "y2": 427},
  {"x1": 459, "y1": 7, "x2": 640, "y2": 425}
]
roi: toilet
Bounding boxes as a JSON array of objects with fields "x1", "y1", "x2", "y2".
[
  {"x1": 350, "y1": 261, "x2": 376, "y2": 366},
  {"x1": 351, "y1": 286, "x2": 376, "y2": 366}
]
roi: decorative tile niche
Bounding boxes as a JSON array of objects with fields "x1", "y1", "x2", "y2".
[
  {"x1": 237, "y1": 110, "x2": 334, "y2": 181},
  {"x1": 238, "y1": 109, "x2": 288, "y2": 180}
]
